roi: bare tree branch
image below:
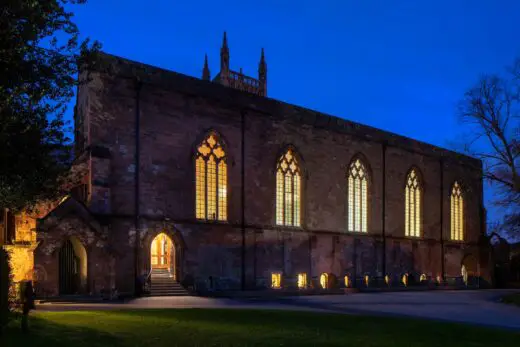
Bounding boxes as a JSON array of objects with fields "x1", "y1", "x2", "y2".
[{"x1": 458, "y1": 58, "x2": 520, "y2": 238}]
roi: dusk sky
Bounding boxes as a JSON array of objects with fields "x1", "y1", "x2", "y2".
[{"x1": 69, "y1": 1, "x2": 520, "y2": 223}]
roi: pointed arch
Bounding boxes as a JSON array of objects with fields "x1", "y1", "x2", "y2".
[
  {"x1": 195, "y1": 131, "x2": 227, "y2": 221},
  {"x1": 275, "y1": 147, "x2": 302, "y2": 227},
  {"x1": 347, "y1": 155, "x2": 370, "y2": 233},
  {"x1": 405, "y1": 167, "x2": 422, "y2": 237},
  {"x1": 450, "y1": 181, "x2": 464, "y2": 241}
]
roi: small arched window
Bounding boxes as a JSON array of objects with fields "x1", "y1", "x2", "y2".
[
  {"x1": 276, "y1": 149, "x2": 301, "y2": 227},
  {"x1": 347, "y1": 158, "x2": 368, "y2": 232},
  {"x1": 405, "y1": 169, "x2": 421, "y2": 237},
  {"x1": 297, "y1": 273, "x2": 307, "y2": 289},
  {"x1": 450, "y1": 181, "x2": 464, "y2": 241},
  {"x1": 195, "y1": 133, "x2": 227, "y2": 221},
  {"x1": 320, "y1": 273, "x2": 329, "y2": 289}
]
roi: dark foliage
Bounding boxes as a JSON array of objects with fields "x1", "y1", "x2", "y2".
[{"x1": 0, "y1": 0, "x2": 100, "y2": 212}]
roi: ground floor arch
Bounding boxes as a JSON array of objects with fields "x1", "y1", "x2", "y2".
[
  {"x1": 150, "y1": 232, "x2": 176, "y2": 279},
  {"x1": 59, "y1": 236, "x2": 87, "y2": 295}
]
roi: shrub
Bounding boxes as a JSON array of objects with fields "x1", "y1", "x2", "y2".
[{"x1": 0, "y1": 248, "x2": 11, "y2": 334}]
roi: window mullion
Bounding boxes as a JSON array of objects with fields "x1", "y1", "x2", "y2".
[
  {"x1": 216, "y1": 159, "x2": 219, "y2": 220},
  {"x1": 204, "y1": 157, "x2": 208, "y2": 220},
  {"x1": 282, "y1": 170, "x2": 286, "y2": 226},
  {"x1": 291, "y1": 174, "x2": 295, "y2": 226}
]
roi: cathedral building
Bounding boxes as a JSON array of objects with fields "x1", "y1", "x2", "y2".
[{"x1": 1, "y1": 33, "x2": 490, "y2": 297}]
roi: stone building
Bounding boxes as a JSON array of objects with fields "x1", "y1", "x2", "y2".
[{"x1": 1, "y1": 34, "x2": 490, "y2": 297}]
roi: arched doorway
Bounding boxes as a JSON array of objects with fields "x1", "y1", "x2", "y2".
[
  {"x1": 59, "y1": 237, "x2": 87, "y2": 295},
  {"x1": 150, "y1": 233, "x2": 175, "y2": 279}
]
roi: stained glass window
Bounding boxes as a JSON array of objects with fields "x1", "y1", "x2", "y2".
[
  {"x1": 195, "y1": 133, "x2": 227, "y2": 221},
  {"x1": 450, "y1": 181, "x2": 464, "y2": 241},
  {"x1": 347, "y1": 159, "x2": 368, "y2": 232},
  {"x1": 405, "y1": 169, "x2": 421, "y2": 237},
  {"x1": 276, "y1": 149, "x2": 301, "y2": 227}
]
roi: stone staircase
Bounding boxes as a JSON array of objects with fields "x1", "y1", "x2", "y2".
[{"x1": 150, "y1": 268, "x2": 189, "y2": 296}]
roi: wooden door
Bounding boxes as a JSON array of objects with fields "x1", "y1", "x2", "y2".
[{"x1": 151, "y1": 233, "x2": 171, "y2": 269}]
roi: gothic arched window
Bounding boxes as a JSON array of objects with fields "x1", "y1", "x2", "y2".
[
  {"x1": 195, "y1": 133, "x2": 227, "y2": 221},
  {"x1": 347, "y1": 158, "x2": 368, "y2": 232},
  {"x1": 405, "y1": 169, "x2": 421, "y2": 237},
  {"x1": 450, "y1": 181, "x2": 464, "y2": 241},
  {"x1": 276, "y1": 149, "x2": 301, "y2": 227}
]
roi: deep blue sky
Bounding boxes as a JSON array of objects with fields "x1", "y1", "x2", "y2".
[{"x1": 69, "y1": 0, "x2": 520, "y2": 224}]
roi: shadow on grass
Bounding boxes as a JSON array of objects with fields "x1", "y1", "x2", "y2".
[
  {"x1": 1, "y1": 314, "x2": 125, "y2": 347},
  {"x1": 1, "y1": 309, "x2": 519, "y2": 347}
]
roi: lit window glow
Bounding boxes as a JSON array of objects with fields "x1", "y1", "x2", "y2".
[
  {"x1": 297, "y1": 273, "x2": 307, "y2": 289},
  {"x1": 271, "y1": 273, "x2": 281, "y2": 289},
  {"x1": 344, "y1": 275, "x2": 350, "y2": 288},
  {"x1": 348, "y1": 159, "x2": 368, "y2": 232},
  {"x1": 320, "y1": 273, "x2": 328, "y2": 289},
  {"x1": 450, "y1": 182, "x2": 464, "y2": 241},
  {"x1": 405, "y1": 169, "x2": 421, "y2": 237},
  {"x1": 195, "y1": 133, "x2": 227, "y2": 221},
  {"x1": 402, "y1": 274, "x2": 408, "y2": 287},
  {"x1": 276, "y1": 149, "x2": 301, "y2": 227}
]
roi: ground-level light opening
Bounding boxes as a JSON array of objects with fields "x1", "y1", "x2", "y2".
[
  {"x1": 320, "y1": 273, "x2": 328, "y2": 289},
  {"x1": 344, "y1": 275, "x2": 350, "y2": 288},
  {"x1": 271, "y1": 273, "x2": 282, "y2": 289},
  {"x1": 297, "y1": 273, "x2": 307, "y2": 289}
]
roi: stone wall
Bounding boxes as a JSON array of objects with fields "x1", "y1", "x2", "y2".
[
  {"x1": 34, "y1": 215, "x2": 114, "y2": 297},
  {"x1": 30, "y1": 52, "x2": 490, "y2": 296}
]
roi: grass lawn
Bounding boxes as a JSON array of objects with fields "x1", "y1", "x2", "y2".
[
  {"x1": 2, "y1": 309, "x2": 519, "y2": 347},
  {"x1": 502, "y1": 293, "x2": 520, "y2": 306}
]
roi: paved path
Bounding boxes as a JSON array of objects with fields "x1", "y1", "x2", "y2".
[{"x1": 36, "y1": 289, "x2": 520, "y2": 330}]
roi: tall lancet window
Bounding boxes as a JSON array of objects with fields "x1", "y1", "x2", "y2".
[
  {"x1": 347, "y1": 158, "x2": 368, "y2": 232},
  {"x1": 450, "y1": 181, "x2": 464, "y2": 241},
  {"x1": 405, "y1": 169, "x2": 421, "y2": 237},
  {"x1": 195, "y1": 133, "x2": 227, "y2": 221},
  {"x1": 276, "y1": 149, "x2": 301, "y2": 227}
]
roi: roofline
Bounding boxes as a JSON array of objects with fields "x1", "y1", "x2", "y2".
[{"x1": 85, "y1": 51, "x2": 482, "y2": 169}]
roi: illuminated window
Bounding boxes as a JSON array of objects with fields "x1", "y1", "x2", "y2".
[
  {"x1": 364, "y1": 275, "x2": 370, "y2": 287},
  {"x1": 297, "y1": 273, "x2": 307, "y2": 289},
  {"x1": 420, "y1": 274, "x2": 427, "y2": 282},
  {"x1": 195, "y1": 133, "x2": 227, "y2": 221},
  {"x1": 402, "y1": 274, "x2": 408, "y2": 287},
  {"x1": 450, "y1": 181, "x2": 464, "y2": 241},
  {"x1": 405, "y1": 169, "x2": 421, "y2": 237},
  {"x1": 320, "y1": 273, "x2": 328, "y2": 289},
  {"x1": 461, "y1": 265, "x2": 468, "y2": 285},
  {"x1": 276, "y1": 149, "x2": 301, "y2": 227},
  {"x1": 271, "y1": 273, "x2": 281, "y2": 289},
  {"x1": 384, "y1": 275, "x2": 390, "y2": 286},
  {"x1": 347, "y1": 158, "x2": 368, "y2": 232},
  {"x1": 344, "y1": 275, "x2": 350, "y2": 288}
]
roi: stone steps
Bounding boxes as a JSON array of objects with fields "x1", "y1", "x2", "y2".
[{"x1": 149, "y1": 269, "x2": 189, "y2": 296}]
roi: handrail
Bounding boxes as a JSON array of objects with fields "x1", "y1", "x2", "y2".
[{"x1": 143, "y1": 267, "x2": 153, "y2": 293}]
